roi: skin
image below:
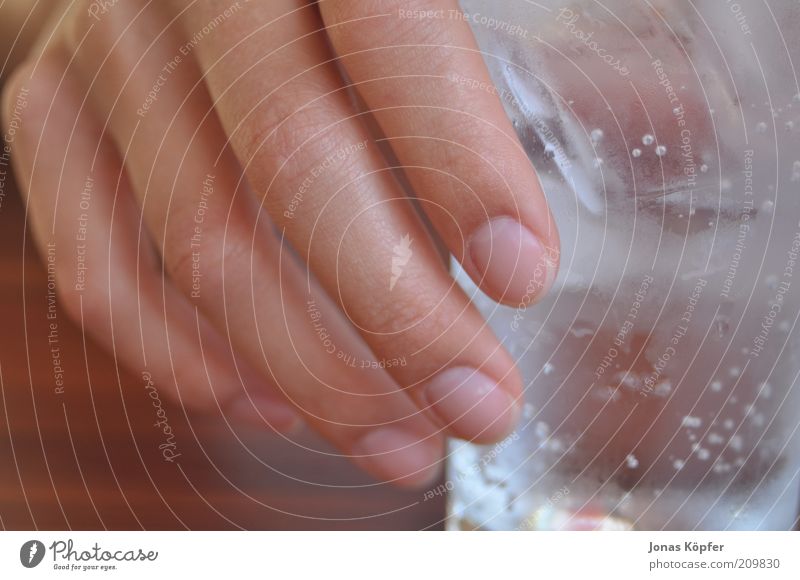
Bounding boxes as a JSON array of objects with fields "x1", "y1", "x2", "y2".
[{"x1": 1, "y1": 0, "x2": 560, "y2": 488}]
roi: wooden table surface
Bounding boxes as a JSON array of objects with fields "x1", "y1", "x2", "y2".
[{"x1": 0, "y1": 174, "x2": 446, "y2": 531}]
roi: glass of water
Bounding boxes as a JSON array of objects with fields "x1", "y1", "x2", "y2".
[{"x1": 448, "y1": 0, "x2": 800, "y2": 530}]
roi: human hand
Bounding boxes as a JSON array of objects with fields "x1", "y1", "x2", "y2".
[{"x1": 2, "y1": 0, "x2": 559, "y2": 487}]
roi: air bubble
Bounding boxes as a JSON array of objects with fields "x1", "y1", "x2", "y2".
[
  {"x1": 714, "y1": 316, "x2": 730, "y2": 339},
  {"x1": 642, "y1": 134, "x2": 654, "y2": 146},
  {"x1": 682, "y1": 416, "x2": 702, "y2": 428}
]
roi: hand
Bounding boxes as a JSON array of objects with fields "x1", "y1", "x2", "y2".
[{"x1": 2, "y1": 0, "x2": 559, "y2": 487}]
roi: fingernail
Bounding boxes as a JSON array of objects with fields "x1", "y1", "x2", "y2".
[
  {"x1": 424, "y1": 367, "x2": 519, "y2": 442},
  {"x1": 351, "y1": 428, "x2": 442, "y2": 488},
  {"x1": 468, "y1": 217, "x2": 557, "y2": 303},
  {"x1": 228, "y1": 395, "x2": 304, "y2": 433}
]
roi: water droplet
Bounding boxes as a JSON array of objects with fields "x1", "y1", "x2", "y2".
[
  {"x1": 761, "y1": 200, "x2": 774, "y2": 213},
  {"x1": 765, "y1": 275, "x2": 779, "y2": 290},
  {"x1": 522, "y1": 403, "x2": 536, "y2": 420},
  {"x1": 786, "y1": 121, "x2": 794, "y2": 131},
  {"x1": 708, "y1": 432, "x2": 726, "y2": 444},
  {"x1": 642, "y1": 134, "x2": 654, "y2": 146},
  {"x1": 728, "y1": 366, "x2": 741, "y2": 378},
  {"x1": 721, "y1": 178, "x2": 732, "y2": 192},
  {"x1": 673, "y1": 459, "x2": 685, "y2": 470},
  {"x1": 730, "y1": 435, "x2": 743, "y2": 452},
  {"x1": 631, "y1": 148, "x2": 642, "y2": 158},
  {"x1": 696, "y1": 448, "x2": 711, "y2": 461},
  {"x1": 590, "y1": 128, "x2": 604, "y2": 142},
  {"x1": 700, "y1": 164, "x2": 709, "y2": 173},
  {"x1": 756, "y1": 121, "x2": 768, "y2": 133},
  {"x1": 710, "y1": 380, "x2": 723, "y2": 392},
  {"x1": 722, "y1": 419, "x2": 734, "y2": 430},
  {"x1": 655, "y1": 145, "x2": 667, "y2": 157},
  {"x1": 626, "y1": 454, "x2": 639, "y2": 469},
  {"x1": 593, "y1": 157, "x2": 604, "y2": 169},
  {"x1": 543, "y1": 362, "x2": 554, "y2": 375}
]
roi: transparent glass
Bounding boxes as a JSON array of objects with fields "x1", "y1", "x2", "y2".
[{"x1": 449, "y1": 0, "x2": 800, "y2": 530}]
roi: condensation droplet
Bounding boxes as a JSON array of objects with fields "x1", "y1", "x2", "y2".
[
  {"x1": 708, "y1": 432, "x2": 726, "y2": 444},
  {"x1": 755, "y1": 121, "x2": 768, "y2": 133},
  {"x1": 626, "y1": 454, "x2": 639, "y2": 469},
  {"x1": 673, "y1": 459, "x2": 685, "y2": 470},
  {"x1": 722, "y1": 419, "x2": 735, "y2": 430},
  {"x1": 765, "y1": 275, "x2": 779, "y2": 290},
  {"x1": 642, "y1": 134, "x2": 655, "y2": 146},
  {"x1": 700, "y1": 164, "x2": 709, "y2": 173},
  {"x1": 631, "y1": 148, "x2": 642, "y2": 158},
  {"x1": 728, "y1": 366, "x2": 741, "y2": 378},
  {"x1": 761, "y1": 200, "x2": 774, "y2": 213},
  {"x1": 655, "y1": 145, "x2": 667, "y2": 157},
  {"x1": 543, "y1": 362, "x2": 554, "y2": 375},
  {"x1": 591, "y1": 128, "x2": 604, "y2": 142},
  {"x1": 697, "y1": 448, "x2": 711, "y2": 461},
  {"x1": 710, "y1": 380, "x2": 723, "y2": 392}
]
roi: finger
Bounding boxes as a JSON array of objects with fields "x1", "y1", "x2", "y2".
[
  {"x1": 2, "y1": 50, "x2": 301, "y2": 433},
  {"x1": 59, "y1": 0, "x2": 445, "y2": 485},
  {"x1": 319, "y1": 0, "x2": 560, "y2": 305},
  {"x1": 170, "y1": 0, "x2": 523, "y2": 442}
]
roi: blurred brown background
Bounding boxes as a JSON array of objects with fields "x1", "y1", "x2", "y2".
[{"x1": 0, "y1": 173, "x2": 446, "y2": 530}]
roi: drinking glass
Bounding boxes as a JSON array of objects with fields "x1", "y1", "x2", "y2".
[{"x1": 448, "y1": 0, "x2": 800, "y2": 530}]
